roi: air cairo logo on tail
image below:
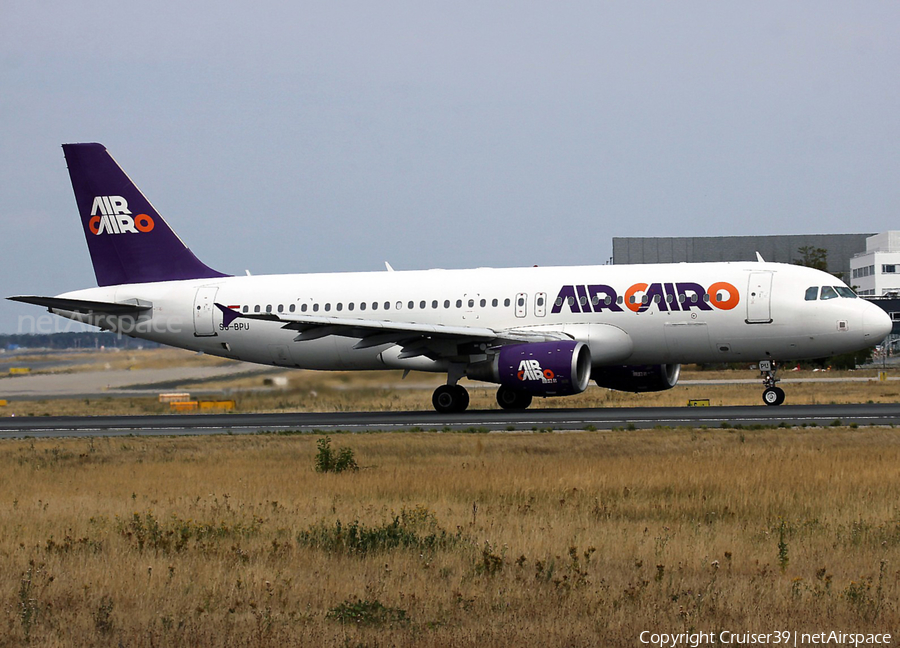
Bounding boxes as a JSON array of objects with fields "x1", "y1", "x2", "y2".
[{"x1": 88, "y1": 196, "x2": 155, "y2": 235}]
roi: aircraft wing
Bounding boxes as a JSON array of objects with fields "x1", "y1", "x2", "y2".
[
  {"x1": 8, "y1": 295, "x2": 152, "y2": 316},
  {"x1": 215, "y1": 303, "x2": 567, "y2": 359}
]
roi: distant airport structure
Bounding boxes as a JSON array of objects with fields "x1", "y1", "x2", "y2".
[
  {"x1": 613, "y1": 234, "x2": 873, "y2": 280},
  {"x1": 850, "y1": 231, "x2": 900, "y2": 297}
]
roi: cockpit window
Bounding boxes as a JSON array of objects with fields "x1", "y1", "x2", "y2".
[
  {"x1": 820, "y1": 286, "x2": 839, "y2": 300},
  {"x1": 805, "y1": 286, "x2": 818, "y2": 301},
  {"x1": 835, "y1": 286, "x2": 857, "y2": 299}
]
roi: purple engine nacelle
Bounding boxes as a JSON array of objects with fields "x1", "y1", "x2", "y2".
[
  {"x1": 467, "y1": 340, "x2": 592, "y2": 396},
  {"x1": 592, "y1": 364, "x2": 681, "y2": 392}
]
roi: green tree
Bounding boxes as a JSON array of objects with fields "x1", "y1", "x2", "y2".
[{"x1": 794, "y1": 246, "x2": 845, "y2": 281}]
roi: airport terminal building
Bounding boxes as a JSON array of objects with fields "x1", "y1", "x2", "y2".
[{"x1": 612, "y1": 234, "x2": 872, "y2": 280}]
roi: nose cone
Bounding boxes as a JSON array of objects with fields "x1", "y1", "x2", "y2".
[{"x1": 863, "y1": 302, "x2": 893, "y2": 343}]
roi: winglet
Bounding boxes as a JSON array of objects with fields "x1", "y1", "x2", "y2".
[{"x1": 215, "y1": 303, "x2": 241, "y2": 328}]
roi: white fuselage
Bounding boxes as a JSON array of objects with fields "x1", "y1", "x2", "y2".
[{"x1": 51, "y1": 261, "x2": 889, "y2": 376}]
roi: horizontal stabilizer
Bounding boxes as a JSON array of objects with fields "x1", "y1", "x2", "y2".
[{"x1": 8, "y1": 295, "x2": 152, "y2": 316}]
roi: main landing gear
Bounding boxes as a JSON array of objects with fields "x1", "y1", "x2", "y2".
[
  {"x1": 759, "y1": 360, "x2": 785, "y2": 406},
  {"x1": 432, "y1": 384, "x2": 469, "y2": 414},
  {"x1": 496, "y1": 385, "x2": 533, "y2": 410},
  {"x1": 431, "y1": 383, "x2": 535, "y2": 413}
]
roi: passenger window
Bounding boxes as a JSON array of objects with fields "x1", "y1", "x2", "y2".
[
  {"x1": 444, "y1": 300, "x2": 450, "y2": 308},
  {"x1": 492, "y1": 299, "x2": 498, "y2": 307},
  {"x1": 324, "y1": 303, "x2": 331, "y2": 312},
  {"x1": 277, "y1": 304, "x2": 284, "y2": 313},
  {"x1": 820, "y1": 286, "x2": 839, "y2": 300},
  {"x1": 468, "y1": 299, "x2": 474, "y2": 307},
  {"x1": 348, "y1": 303, "x2": 354, "y2": 311},
  {"x1": 254, "y1": 305, "x2": 260, "y2": 313},
  {"x1": 517, "y1": 297, "x2": 525, "y2": 307},
  {"x1": 242, "y1": 305, "x2": 249, "y2": 313},
  {"x1": 289, "y1": 304, "x2": 296, "y2": 312},
  {"x1": 384, "y1": 302, "x2": 390, "y2": 310},
  {"x1": 456, "y1": 299, "x2": 462, "y2": 308},
  {"x1": 360, "y1": 302, "x2": 366, "y2": 311},
  {"x1": 301, "y1": 304, "x2": 308, "y2": 312},
  {"x1": 805, "y1": 287, "x2": 818, "y2": 301},
  {"x1": 480, "y1": 299, "x2": 486, "y2": 307},
  {"x1": 313, "y1": 304, "x2": 319, "y2": 312},
  {"x1": 408, "y1": 301, "x2": 414, "y2": 309},
  {"x1": 336, "y1": 303, "x2": 343, "y2": 311},
  {"x1": 504, "y1": 298, "x2": 511, "y2": 307},
  {"x1": 432, "y1": 300, "x2": 438, "y2": 309},
  {"x1": 396, "y1": 301, "x2": 402, "y2": 310},
  {"x1": 420, "y1": 300, "x2": 427, "y2": 309},
  {"x1": 266, "y1": 305, "x2": 272, "y2": 313}
]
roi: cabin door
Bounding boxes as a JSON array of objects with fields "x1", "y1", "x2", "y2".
[{"x1": 193, "y1": 286, "x2": 219, "y2": 337}]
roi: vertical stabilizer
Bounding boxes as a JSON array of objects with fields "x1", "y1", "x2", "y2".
[{"x1": 63, "y1": 143, "x2": 228, "y2": 286}]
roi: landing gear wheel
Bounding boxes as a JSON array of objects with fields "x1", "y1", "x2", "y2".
[
  {"x1": 496, "y1": 385, "x2": 533, "y2": 410},
  {"x1": 432, "y1": 384, "x2": 469, "y2": 413},
  {"x1": 762, "y1": 387, "x2": 785, "y2": 406},
  {"x1": 454, "y1": 385, "x2": 470, "y2": 411}
]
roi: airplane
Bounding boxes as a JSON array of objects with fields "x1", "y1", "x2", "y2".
[{"x1": 9, "y1": 143, "x2": 893, "y2": 412}]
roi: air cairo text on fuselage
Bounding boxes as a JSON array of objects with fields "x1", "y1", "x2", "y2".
[{"x1": 552, "y1": 281, "x2": 740, "y2": 315}]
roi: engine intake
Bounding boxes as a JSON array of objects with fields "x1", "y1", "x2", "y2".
[
  {"x1": 592, "y1": 364, "x2": 681, "y2": 392},
  {"x1": 467, "y1": 340, "x2": 592, "y2": 396}
]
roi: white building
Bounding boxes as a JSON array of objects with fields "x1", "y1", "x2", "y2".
[{"x1": 851, "y1": 232, "x2": 900, "y2": 296}]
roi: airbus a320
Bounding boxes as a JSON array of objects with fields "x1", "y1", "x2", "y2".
[{"x1": 10, "y1": 144, "x2": 892, "y2": 412}]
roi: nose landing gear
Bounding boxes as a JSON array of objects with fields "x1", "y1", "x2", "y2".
[{"x1": 759, "y1": 360, "x2": 785, "y2": 406}]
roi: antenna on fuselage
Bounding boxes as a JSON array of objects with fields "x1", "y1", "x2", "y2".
[
  {"x1": 385, "y1": 262, "x2": 395, "y2": 272},
  {"x1": 755, "y1": 252, "x2": 766, "y2": 262}
]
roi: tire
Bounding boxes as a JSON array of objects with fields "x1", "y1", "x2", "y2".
[
  {"x1": 454, "y1": 385, "x2": 470, "y2": 411},
  {"x1": 432, "y1": 384, "x2": 469, "y2": 413},
  {"x1": 496, "y1": 385, "x2": 533, "y2": 410},
  {"x1": 762, "y1": 387, "x2": 785, "y2": 406}
]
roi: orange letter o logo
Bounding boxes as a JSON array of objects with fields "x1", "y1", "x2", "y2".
[
  {"x1": 135, "y1": 214, "x2": 155, "y2": 232},
  {"x1": 708, "y1": 281, "x2": 739, "y2": 310}
]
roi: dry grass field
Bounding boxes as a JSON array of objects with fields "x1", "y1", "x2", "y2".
[
  {"x1": 2, "y1": 348, "x2": 898, "y2": 416},
  {"x1": 0, "y1": 429, "x2": 898, "y2": 646}
]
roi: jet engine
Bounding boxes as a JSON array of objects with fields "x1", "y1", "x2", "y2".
[
  {"x1": 592, "y1": 364, "x2": 681, "y2": 392},
  {"x1": 467, "y1": 340, "x2": 592, "y2": 396}
]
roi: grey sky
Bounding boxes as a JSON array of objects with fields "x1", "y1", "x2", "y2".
[{"x1": 2, "y1": 1, "x2": 898, "y2": 334}]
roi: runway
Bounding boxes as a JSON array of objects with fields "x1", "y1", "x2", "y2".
[{"x1": 1, "y1": 403, "x2": 899, "y2": 438}]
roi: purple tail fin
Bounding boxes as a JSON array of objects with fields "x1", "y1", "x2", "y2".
[{"x1": 63, "y1": 143, "x2": 228, "y2": 286}]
